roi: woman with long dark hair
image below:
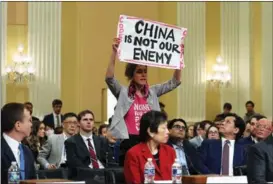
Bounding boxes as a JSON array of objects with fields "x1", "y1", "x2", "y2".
[{"x1": 105, "y1": 38, "x2": 182, "y2": 165}]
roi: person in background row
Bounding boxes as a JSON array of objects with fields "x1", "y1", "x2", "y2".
[
  {"x1": 244, "y1": 101, "x2": 259, "y2": 123},
  {"x1": 190, "y1": 120, "x2": 213, "y2": 149},
  {"x1": 187, "y1": 125, "x2": 194, "y2": 139},
  {"x1": 247, "y1": 123, "x2": 273, "y2": 184},
  {"x1": 205, "y1": 125, "x2": 220, "y2": 140},
  {"x1": 1, "y1": 103, "x2": 36, "y2": 183},
  {"x1": 105, "y1": 38, "x2": 181, "y2": 166},
  {"x1": 92, "y1": 126, "x2": 98, "y2": 136},
  {"x1": 43, "y1": 99, "x2": 64, "y2": 130},
  {"x1": 37, "y1": 113, "x2": 78, "y2": 169},
  {"x1": 124, "y1": 111, "x2": 176, "y2": 183},
  {"x1": 24, "y1": 102, "x2": 40, "y2": 122},
  {"x1": 23, "y1": 120, "x2": 46, "y2": 162},
  {"x1": 159, "y1": 102, "x2": 168, "y2": 118},
  {"x1": 255, "y1": 118, "x2": 273, "y2": 142},
  {"x1": 215, "y1": 103, "x2": 232, "y2": 121},
  {"x1": 98, "y1": 124, "x2": 108, "y2": 137},
  {"x1": 243, "y1": 120, "x2": 251, "y2": 138}
]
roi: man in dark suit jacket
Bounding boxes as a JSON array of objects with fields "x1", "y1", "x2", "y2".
[
  {"x1": 167, "y1": 118, "x2": 208, "y2": 175},
  {"x1": 1, "y1": 103, "x2": 36, "y2": 184},
  {"x1": 43, "y1": 99, "x2": 64, "y2": 129},
  {"x1": 65, "y1": 110, "x2": 113, "y2": 180},
  {"x1": 198, "y1": 113, "x2": 246, "y2": 175},
  {"x1": 247, "y1": 134, "x2": 273, "y2": 183}
]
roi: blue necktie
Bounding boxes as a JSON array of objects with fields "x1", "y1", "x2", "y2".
[{"x1": 19, "y1": 144, "x2": 25, "y2": 180}]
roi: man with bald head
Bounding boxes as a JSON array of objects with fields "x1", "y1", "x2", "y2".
[{"x1": 247, "y1": 119, "x2": 273, "y2": 184}]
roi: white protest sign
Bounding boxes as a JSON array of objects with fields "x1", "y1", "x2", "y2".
[{"x1": 117, "y1": 15, "x2": 187, "y2": 69}]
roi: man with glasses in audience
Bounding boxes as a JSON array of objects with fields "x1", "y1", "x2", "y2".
[
  {"x1": 247, "y1": 119, "x2": 273, "y2": 184},
  {"x1": 37, "y1": 113, "x2": 77, "y2": 169},
  {"x1": 167, "y1": 119, "x2": 206, "y2": 175}
]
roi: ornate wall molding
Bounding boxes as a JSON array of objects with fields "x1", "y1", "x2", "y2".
[
  {"x1": 220, "y1": 2, "x2": 251, "y2": 117},
  {"x1": 261, "y1": 2, "x2": 273, "y2": 117},
  {"x1": 1, "y1": 2, "x2": 7, "y2": 107},
  {"x1": 28, "y1": 2, "x2": 62, "y2": 118},
  {"x1": 177, "y1": 2, "x2": 206, "y2": 122}
]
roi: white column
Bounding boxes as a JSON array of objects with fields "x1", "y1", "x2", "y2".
[
  {"x1": 0, "y1": 2, "x2": 7, "y2": 107},
  {"x1": 177, "y1": 2, "x2": 206, "y2": 122},
  {"x1": 28, "y1": 2, "x2": 62, "y2": 119},
  {"x1": 220, "y1": 2, "x2": 251, "y2": 117},
  {"x1": 261, "y1": 2, "x2": 273, "y2": 118}
]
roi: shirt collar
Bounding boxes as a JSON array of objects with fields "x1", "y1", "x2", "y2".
[
  {"x1": 251, "y1": 136, "x2": 258, "y2": 143},
  {"x1": 53, "y1": 112, "x2": 60, "y2": 117},
  {"x1": 3, "y1": 133, "x2": 20, "y2": 151},
  {"x1": 80, "y1": 133, "x2": 93, "y2": 141},
  {"x1": 222, "y1": 137, "x2": 235, "y2": 146}
]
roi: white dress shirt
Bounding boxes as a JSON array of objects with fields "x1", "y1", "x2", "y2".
[
  {"x1": 59, "y1": 133, "x2": 69, "y2": 165},
  {"x1": 80, "y1": 134, "x2": 104, "y2": 169},
  {"x1": 53, "y1": 112, "x2": 61, "y2": 128},
  {"x1": 3, "y1": 133, "x2": 20, "y2": 165},
  {"x1": 221, "y1": 138, "x2": 235, "y2": 176},
  {"x1": 251, "y1": 136, "x2": 258, "y2": 143}
]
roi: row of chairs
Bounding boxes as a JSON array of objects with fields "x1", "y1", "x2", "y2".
[{"x1": 36, "y1": 167, "x2": 125, "y2": 184}]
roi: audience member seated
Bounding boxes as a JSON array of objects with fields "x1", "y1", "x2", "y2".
[
  {"x1": 243, "y1": 119, "x2": 251, "y2": 138},
  {"x1": 92, "y1": 126, "x2": 98, "y2": 136},
  {"x1": 244, "y1": 101, "x2": 259, "y2": 123},
  {"x1": 65, "y1": 110, "x2": 114, "y2": 179},
  {"x1": 238, "y1": 114, "x2": 266, "y2": 147},
  {"x1": 187, "y1": 125, "x2": 194, "y2": 139},
  {"x1": 205, "y1": 125, "x2": 220, "y2": 140},
  {"x1": 24, "y1": 101, "x2": 40, "y2": 122},
  {"x1": 43, "y1": 99, "x2": 64, "y2": 130},
  {"x1": 37, "y1": 113, "x2": 77, "y2": 169},
  {"x1": 190, "y1": 120, "x2": 212, "y2": 148},
  {"x1": 247, "y1": 131, "x2": 273, "y2": 183},
  {"x1": 98, "y1": 124, "x2": 108, "y2": 138},
  {"x1": 1, "y1": 103, "x2": 36, "y2": 183},
  {"x1": 54, "y1": 126, "x2": 63, "y2": 134},
  {"x1": 198, "y1": 113, "x2": 246, "y2": 175},
  {"x1": 105, "y1": 38, "x2": 181, "y2": 166},
  {"x1": 167, "y1": 118, "x2": 204, "y2": 175},
  {"x1": 124, "y1": 111, "x2": 176, "y2": 183},
  {"x1": 23, "y1": 120, "x2": 46, "y2": 162},
  {"x1": 255, "y1": 118, "x2": 273, "y2": 141}
]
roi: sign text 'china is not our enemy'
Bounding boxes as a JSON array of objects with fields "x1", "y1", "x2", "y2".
[{"x1": 117, "y1": 15, "x2": 187, "y2": 69}]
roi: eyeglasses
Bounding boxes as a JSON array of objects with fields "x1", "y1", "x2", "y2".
[
  {"x1": 64, "y1": 121, "x2": 78, "y2": 125},
  {"x1": 172, "y1": 125, "x2": 186, "y2": 131},
  {"x1": 208, "y1": 131, "x2": 218, "y2": 135}
]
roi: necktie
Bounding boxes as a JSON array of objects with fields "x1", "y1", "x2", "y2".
[
  {"x1": 56, "y1": 115, "x2": 60, "y2": 127},
  {"x1": 86, "y1": 138, "x2": 99, "y2": 169},
  {"x1": 19, "y1": 144, "x2": 25, "y2": 180},
  {"x1": 221, "y1": 140, "x2": 230, "y2": 175}
]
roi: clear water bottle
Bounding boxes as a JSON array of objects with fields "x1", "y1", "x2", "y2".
[
  {"x1": 8, "y1": 161, "x2": 20, "y2": 184},
  {"x1": 144, "y1": 158, "x2": 155, "y2": 183},
  {"x1": 172, "y1": 158, "x2": 182, "y2": 184}
]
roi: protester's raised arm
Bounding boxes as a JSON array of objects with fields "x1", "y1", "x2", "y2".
[{"x1": 106, "y1": 38, "x2": 120, "y2": 78}]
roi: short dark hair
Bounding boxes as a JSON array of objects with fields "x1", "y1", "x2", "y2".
[
  {"x1": 250, "y1": 114, "x2": 266, "y2": 121},
  {"x1": 77, "y1": 110, "x2": 95, "y2": 121},
  {"x1": 214, "y1": 114, "x2": 225, "y2": 122},
  {"x1": 245, "y1": 101, "x2": 255, "y2": 107},
  {"x1": 63, "y1": 112, "x2": 77, "y2": 121},
  {"x1": 52, "y1": 99, "x2": 62, "y2": 107},
  {"x1": 98, "y1": 124, "x2": 108, "y2": 135},
  {"x1": 199, "y1": 120, "x2": 213, "y2": 130},
  {"x1": 223, "y1": 113, "x2": 245, "y2": 139},
  {"x1": 139, "y1": 110, "x2": 167, "y2": 142},
  {"x1": 167, "y1": 118, "x2": 187, "y2": 130},
  {"x1": 193, "y1": 122, "x2": 200, "y2": 137},
  {"x1": 1, "y1": 103, "x2": 26, "y2": 133},
  {"x1": 223, "y1": 103, "x2": 232, "y2": 110},
  {"x1": 24, "y1": 102, "x2": 33, "y2": 107}
]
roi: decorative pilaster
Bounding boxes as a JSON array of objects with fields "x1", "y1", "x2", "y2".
[
  {"x1": 220, "y1": 2, "x2": 251, "y2": 116},
  {"x1": 28, "y1": 2, "x2": 62, "y2": 118},
  {"x1": 177, "y1": 2, "x2": 206, "y2": 122},
  {"x1": 1, "y1": 2, "x2": 7, "y2": 107},
  {"x1": 261, "y1": 2, "x2": 273, "y2": 117}
]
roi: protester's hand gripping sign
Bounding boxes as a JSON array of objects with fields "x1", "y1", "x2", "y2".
[{"x1": 117, "y1": 15, "x2": 187, "y2": 69}]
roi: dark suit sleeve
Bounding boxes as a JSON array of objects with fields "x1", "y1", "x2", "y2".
[
  {"x1": 25, "y1": 146, "x2": 36, "y2": 179},
  {"x1": 247, "y1": 145, "x2": 266, "y2": 184},
  {"x1": 197, "y1": 140, "x2": 213, "y2": 174},
  {"x1": 65, "y1": 139, "x2": 87, "y2": 168}
]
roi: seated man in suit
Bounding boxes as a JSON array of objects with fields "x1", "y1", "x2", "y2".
[
  {"x1": 190, "y1": 120, "x2": 212, "y2": 148},
  {"x1": 43, "y1": 99, "x2": 64, "y2": 130},
  {"x1": 198, "y1": 113, "x2": 246, "y2": 175},
  {"x1": 37, "y1": 112, "x2": 77, "y2": 169},
  {"x1": 238, "y1": 114, "x2": 266, "y2": 146},
  {"x1": 65, "y1": 110, "x2": 113, "y2": 179},
  {"x1": 247, "y1": 128, "x2": 273, "y2": 184},
  {"x1": 1, "y1": 103, "x2": 36, "y2": 183},
  {"x1": 167, "y1": 118, "x2": 207, "y2": 175}
]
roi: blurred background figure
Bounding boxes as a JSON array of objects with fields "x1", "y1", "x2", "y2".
[
  {"x1": 205, "y1": 125, "x2": 220, "y2": 140},
  {"x1": 24, "y1": 102, "x2": 40, "y2": 122},
  {"x1": 187, "y1": 125, "x2": 194, "y2": 139}
]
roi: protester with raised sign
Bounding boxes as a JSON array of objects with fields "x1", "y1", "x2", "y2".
[{"x1": 105, "y1": 38, "x2": 181, "y2": 166}]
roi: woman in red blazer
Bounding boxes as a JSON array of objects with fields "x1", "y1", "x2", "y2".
[{"x1": 124, "y1": 111, "x2": 176, "y2": 183}]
